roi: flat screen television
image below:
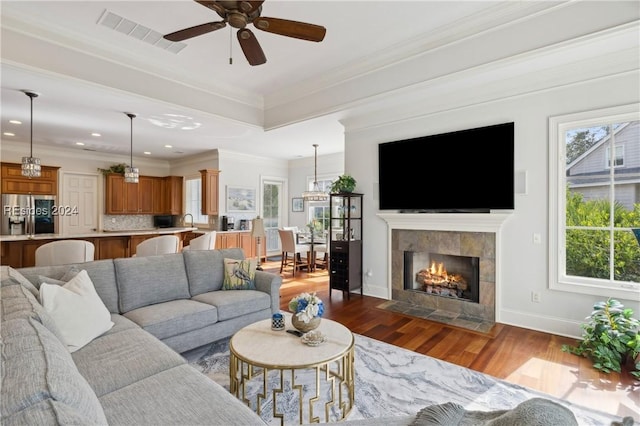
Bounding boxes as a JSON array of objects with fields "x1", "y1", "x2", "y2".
[{"x1": 378, "y1": 122, "x2": 514, "y2": 212}]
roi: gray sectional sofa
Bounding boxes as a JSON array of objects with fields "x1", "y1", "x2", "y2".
[{"x1": 1, "y1": 248, "x2": 282, "y2": 425}]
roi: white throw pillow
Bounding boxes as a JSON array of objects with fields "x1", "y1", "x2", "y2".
[{"x1": 39, "y1": 269, "x2": 114, "y2": 352}]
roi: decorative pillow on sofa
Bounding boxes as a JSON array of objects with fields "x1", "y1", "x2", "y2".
[
  {"x1": 223, "y1": 258, "x2": 257, "y2": 290},
  {"x1": 39, "y1": 269, "x2": 114, "y2": 352}
]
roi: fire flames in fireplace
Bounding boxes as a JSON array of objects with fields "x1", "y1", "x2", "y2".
[{"x1": 416, "y1": 261, "x2": 468, "y2": 298}]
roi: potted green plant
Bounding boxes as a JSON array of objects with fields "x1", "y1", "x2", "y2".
[
  {"x1": 330, "y1": 175, "x2": 356, "y2": 194},
  {"x1": 97, "y1": 163, "x2": 128, "y2": 175},
  {"x1": 561, "y1": 298, "x2": 640, "y2": 379}
]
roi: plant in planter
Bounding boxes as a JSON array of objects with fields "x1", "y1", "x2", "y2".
[
  {"x1": 330, "y1": 175, "x2": 356, "y2": 194},
  {"x1": 97, "y1": 163, "x2": 128, "y2": 175},
  {"x1": 561, "y1": 298, "x2": 640, "y2": 378}
]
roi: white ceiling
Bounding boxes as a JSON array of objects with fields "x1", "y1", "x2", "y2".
[{"x1": 1, "y1": 0, "x2": 515, "y2": 161}]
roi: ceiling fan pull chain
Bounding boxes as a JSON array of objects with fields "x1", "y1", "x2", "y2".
[{"x1": 229, "y1": 26, "x2": 233, "y2": 65}]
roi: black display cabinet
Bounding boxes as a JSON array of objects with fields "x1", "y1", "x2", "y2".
[{"x1": 329, "y1": 192, "x2": 363, "y2": 300}]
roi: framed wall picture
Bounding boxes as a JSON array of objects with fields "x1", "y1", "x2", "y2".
[
  {"x1": 226, "y1": 186, "x2": 256, "y2": 212},
  {"x1": 292, "y1": 197, "x2": 304, "y2": 212}
]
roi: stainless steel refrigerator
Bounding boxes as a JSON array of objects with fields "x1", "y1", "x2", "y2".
[{"x1": 1, "y1": 194, "x2": 57, "y2": 236}]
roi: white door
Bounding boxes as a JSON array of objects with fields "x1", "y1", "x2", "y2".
[
  {"x1": 61, "y1": 172, "x2": 99, "y2": 235},
  {"x1": 261, "y1": 177, "x2": 286, "y2": 257}
]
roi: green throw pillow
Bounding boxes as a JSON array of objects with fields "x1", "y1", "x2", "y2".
[{"x1": 223, "y1": 258, "x2": 257, "y2": 290}]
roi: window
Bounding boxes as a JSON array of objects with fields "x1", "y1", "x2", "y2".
[
  {"x1": 184, "y1": 176, "x2": 208, "y2": 225},
  {"x1": 549, "y1": 104, "x2": 639, "y2": 301},
  {"x1": 307, "y1": 176, "x2": 334, "y2": 232},
  {"x1": 606, "y1": 144, "x2": 624, "y2": 168}
]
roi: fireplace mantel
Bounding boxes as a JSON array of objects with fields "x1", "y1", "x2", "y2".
[{"x1": 377, "y1": 212, "x2": 512, "y2": 233}]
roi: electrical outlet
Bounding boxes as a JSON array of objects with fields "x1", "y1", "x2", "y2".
[
  {"x1": 111, "y1": 218, "x2": 116, "y2": 223},
  {"x1": 531, "y1": 291, "x2": 541, "y2": 303}
]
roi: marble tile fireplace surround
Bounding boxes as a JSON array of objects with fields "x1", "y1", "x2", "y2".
[{"x1": 378, "y1": 213, "x2": 511, "y2": 330}]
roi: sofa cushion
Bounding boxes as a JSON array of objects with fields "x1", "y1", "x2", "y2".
[
  {"x1": 71, "y1": 327, "x2": 186, "y2": 397},
  {"x1": 183, "y1": 248, "x2": 245, "y2": 296},
  {"x1": 15, "y1": 260, "x2": 120, "y2": 313},
  {"x1": 2, "y1": 399, "x2": 107, "y2": 426},
  {"x1": 191, "y1": 289, "x2": 272, "y2": 321},
  {"x1": 0, "y1": 318, "x2": 108, "y2": 425},
  {"x1": 115, "y1": 254, "x2": 191, "y2": 312},
  {"x1": 223, "y1": 257, "x2": 257, "y2": 290},
  {"x1": 0, "y1": 277, "x2": 66, "y2": 343},
  {"x1": 36, "y1": 264, "x2": 80, "y2": 286},
  {"x1": 123, "y1": 299, "x2": 218, "y2": 340},
  {"x1": 40, "y1": 269, "x2": 114, "y2": 352},
  {"x1": 1, "y1": 265, "x2": 39, "y2": 298},
  {"x1": 99, "y1": 364, "x2": 266, "y2": 426}
]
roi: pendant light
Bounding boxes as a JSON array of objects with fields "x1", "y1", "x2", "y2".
[
  {"x1": 124, "y1": 113, "x2": 139, "y2": 183},
  {"x1": 21, "y1": 91, "x2": 41, "y2": 178},
  {"x1": 302, "y1": 144, "x2": 328, "y2": 201}
]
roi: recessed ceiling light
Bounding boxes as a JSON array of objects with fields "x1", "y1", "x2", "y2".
[
  {"x1": 164, "y1": 145, "x2": 173, "y2": 148},
  {"x1": 76, "y1": 142, "x2": 85, "y2": 146},
  {"x1": 3, "y1": 132, "x2": 15, "y2": 136},
  {"x1": 9, "y1": 120, "x2": 21, "y2": 125},
  {"x1": 144, "y1": 151, "x2": 151, "y2": 155},
  {"x1": 91, "y1": 132, "x2": 101, "y2": 137}
]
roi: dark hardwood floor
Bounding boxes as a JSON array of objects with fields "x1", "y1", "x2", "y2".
[{"x1": 263, "y1": 259, "x2": 639, "y2": 419}]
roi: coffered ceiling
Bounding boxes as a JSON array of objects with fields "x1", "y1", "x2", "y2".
[{"x1": 1, "y1": 0, "x2": 525, "y2": 161}]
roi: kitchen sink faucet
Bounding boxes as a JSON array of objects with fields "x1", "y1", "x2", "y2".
[{"x1": 183, "y1": 213, "x2": 194, "y2": 227}]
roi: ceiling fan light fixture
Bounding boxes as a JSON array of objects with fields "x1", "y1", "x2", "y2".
[
  {"x1": 21, "y1": 91, "x2": 41, "y2": 178},
  {"x1": 302, "y1": 144, "x2": 328, "y2": 202},
  {"x1": 124, "y1": 112, "x2": 139, "y2": 184}
]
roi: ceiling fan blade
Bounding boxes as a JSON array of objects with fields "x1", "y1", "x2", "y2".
[
  {"x1": 164, "y1": 21, "x2": 226, "y2": 41},
  {"x1": 237, "y1": 28, "x2": 266, "y2": 66},
  {"x1": 253, "y1": 17, "x2": 326, "y2": 42}
]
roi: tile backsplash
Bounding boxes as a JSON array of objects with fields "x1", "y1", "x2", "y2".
[{"x1": 103, "y1": 215, "x2": 154, "y2": 231}]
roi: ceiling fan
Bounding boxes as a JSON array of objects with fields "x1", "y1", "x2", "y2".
[{"x1": 164, "y1": 0, "x2": 326, "y2": 66}]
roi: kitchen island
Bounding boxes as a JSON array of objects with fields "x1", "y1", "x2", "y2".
[{"x1": 0, "y1": 227, "x2": 197, "y2": 268}]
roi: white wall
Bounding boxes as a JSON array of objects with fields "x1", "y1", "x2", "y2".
[{"x1": 344, "y1": 71, "x2": 640, "y2": 339}]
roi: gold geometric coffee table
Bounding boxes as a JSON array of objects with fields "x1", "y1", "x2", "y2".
[{"x1": 229, "y1": 312, "x2": 355, "y2": 425}]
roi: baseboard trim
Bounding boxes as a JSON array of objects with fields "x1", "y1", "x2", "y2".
[{"x1": 498, "y1": 308, "x2": 582, "y2": 339}]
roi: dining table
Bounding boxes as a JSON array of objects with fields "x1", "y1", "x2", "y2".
[{"x1": 296, "y1": 231, "x2": 326, "y2": 272}]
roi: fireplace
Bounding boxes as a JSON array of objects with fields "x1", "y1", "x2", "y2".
[
  {"x1": 404, "y1": 251, "x2": 479, "y2": 303},
  {"x1": 378, "y1": 212, "x2": 512, "y2": 329}
]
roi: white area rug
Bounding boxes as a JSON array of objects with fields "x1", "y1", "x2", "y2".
[{"x1": 190, "y1": 333, "x2": 624, "y2": 425}]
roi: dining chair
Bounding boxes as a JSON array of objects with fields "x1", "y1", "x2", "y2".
[
  {"x1": 182, "y1": 231, "x2": 216, "y2": 251},
  {"x1": 312, "y1": 232, "x2": 329, "y2": 270},
  {"x1": 35, "y1": 240, "x2": 95, "y2": 266},
  {"x1": 134, "y1": 235, "x2": 180, "y2": 257},
  {"x1": 277, "y1": 228, "x2": 308, "y2": 277}
]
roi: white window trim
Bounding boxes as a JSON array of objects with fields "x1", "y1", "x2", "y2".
[
  {"x1": 605, "y1": 144, "x2": 624, "y2": 169},
  {"x1": 549, "y1": 103, "x2": 640, "y2": 302},
  {"x1": 184, "y1": 175, "x2": 208, "y2": 227}
]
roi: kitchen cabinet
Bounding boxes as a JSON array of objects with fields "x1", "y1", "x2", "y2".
[
  {"x1": 162, "y1": 176, "x2": 183, "y2": 215},
  {"x1": 105, "y1": 174, "x2": 182, "y2": 215},
  {"x1": 96, "y1": 236, "x2": 129, "y2": 260},
  {"x1": 199, "y1": 169, "x2": 219, "y2": 215},
  {"x1": 216, "y1": 232, "x2": 240, "y2": 249},
  {"x1": 1, "y1": 231, "x2": 191, "y2": 267},
  {"x1": 152, "y1": 178, "x2": 164, "y2": 214},
  {"x1": 1, "y1": 162, "x2": 60, "y2": 195},
  {"x1": 215, "y1": 231, "x2": 265, "y2": 260},
  {"x1": 135, "y1": 176, "x2": 154, "y2": 214}
]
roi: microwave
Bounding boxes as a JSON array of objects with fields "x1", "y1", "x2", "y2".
[{"x1": 153, "y1": 215, "x2": 174, "y2": 228}]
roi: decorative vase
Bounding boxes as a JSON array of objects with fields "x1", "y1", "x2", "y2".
[{"x1": 291, "y1": 315, "x2": 321, "y2": 333}]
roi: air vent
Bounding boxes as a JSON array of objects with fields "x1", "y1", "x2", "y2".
[{"x1": 97, "y1": 10, "x2": 186, "y2": 54}]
